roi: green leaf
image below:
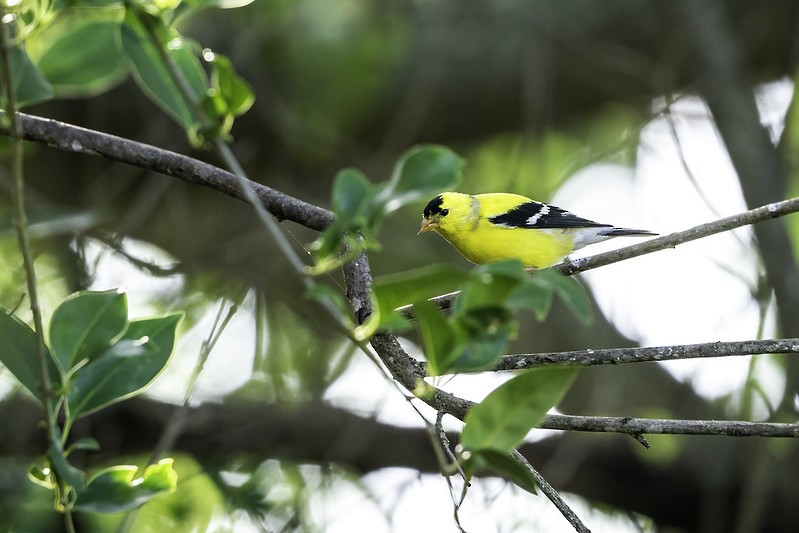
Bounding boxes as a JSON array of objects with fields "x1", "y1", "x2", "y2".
[
  {"x1": 504, "y1": 281, "x2": 553, "y2": 320},
  {"x1": 74, "y1": 458, "x2": 178, "y2": 513},
  {"x1": 0, "y1": 309, "x2": 59, "y2": 404},
  {"x1": 32, "y1": 9, "x2": 128, "y2": 97},
  {"x1": 304, "y1": 283, "x2": 353, "y2": 327},
  {"x1": 385, "y1": 145, "x2": 465, "y2": 210},
  {"x1": 199, "y1": 51, "x2": 254, "y2": 139},
  {"x1": 455, "y1": 261, "x2": 530, "y2": 313},
  {"x1": 207, "y1": 53, "x2": 254, "y2": 118},
  {"x1": 66, "y1": 437, "x2": 101, "y2": 455},
  {"x1": 119, "y1": 10, "x2": 207, "y2": 130},
  {"x1": 186, "y1": 0, "x2": 254, "y2": 8},
  {"x1": 465, "y1": 449, "x2": 538, "y2": 495},
  {"x1": 307, "y1": 169, "x2": 379, "y2": 272},
  {"x1": 442, "y1": 320, "x2": 514, "y2": 374},
  {"x1": 540, "y1": 270, "x2": 592, "y2": 325},
  {"x1": 28, "y1": 465, "x2": 55, "y2": 490},
  {"x1": 355, "y1": 264, "x2": 468, "y2": 340},
  {"x1": 62, "y1": 0, "x2": 123, "y2": 6},
  {"x1": 49, "y1": 289, "x2": 129, "y2": 373},
  {"x1": 67, "y1": 313, "x2": 182, "y2": 419},
  {"x1": 414, "y1": 299, "x2": 455, "y2": 375},
  {"x1": 461, "y1": 367, "x2": 577, "y2": 452},
  {"x1": 424, "y1": 261, "x2": 530, "y2": 374},
  {"x1": 331, "y1": 168, "x2": 377, "y2": 220},
  {"x1": 4, "y1": 45, "x2": 54, "y2": 107}
]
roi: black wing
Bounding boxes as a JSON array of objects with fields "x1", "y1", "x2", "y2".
[{"x1": 489, "y1": 201, "x2": 611, "y2": 229}]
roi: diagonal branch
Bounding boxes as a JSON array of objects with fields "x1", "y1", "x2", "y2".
[
  {"x1": 0, "y1": 112, "x2": 335, "y2": 231},
  {"x1": 555, "y1": 196, "x2": 799, "y2": 276}
]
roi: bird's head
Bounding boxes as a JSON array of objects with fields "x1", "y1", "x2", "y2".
[{"x1": 418, "y1": 192, "x2": 470, "y2": 235}]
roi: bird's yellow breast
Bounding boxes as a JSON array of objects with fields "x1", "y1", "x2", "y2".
[{"x1": 438, "y1": 216, "x2": 575, "y2": 269}]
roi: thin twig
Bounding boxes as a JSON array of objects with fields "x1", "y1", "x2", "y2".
[
  {"x1": 90, "y1": 233, "x2": 181, "y2": 277},
  {"x1": 511, "y1": 450, "x2": 590, "y2": 533},
  {"x1": 557, "y1": 196, "x2": 799, "y2": 275},
  {"x1": 540, "y1": 414, "x2": 799, "y2": 439}
]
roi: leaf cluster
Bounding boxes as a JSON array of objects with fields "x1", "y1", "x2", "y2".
[
  {"x1": 307, "y1": 144, "x2": 465, "y2": 274},
  {"x1": 4, "y1": 0, "x2": 254, "y2": 144},
  {"x1": 0, "y1": 290, "x2": 181, "y2": 514}
]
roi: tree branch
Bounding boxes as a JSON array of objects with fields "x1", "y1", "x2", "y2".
[
  {"x1": 557, "y1": 196, "x2": 799, "y2": 275},
  {"x1": 0, "y1": 112, "x2": 335, "y2": 232},
  {"x1": 493, "y1": 338, "x2": 799, "y2": 372},
  {"x1": 541, "y1": 414, "x2": 799, "y2": 439}
]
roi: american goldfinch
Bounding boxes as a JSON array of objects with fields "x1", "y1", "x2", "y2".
[{"x1": 418, "y1": 192, "x2": 656, "y2": 269}]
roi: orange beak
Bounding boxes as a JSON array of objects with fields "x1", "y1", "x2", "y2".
[{"x1": 418, "y1": 218, "x2": 437, "y2": 235}]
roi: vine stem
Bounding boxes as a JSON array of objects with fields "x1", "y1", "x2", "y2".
[{"x1": 0, "y1": 10, "x2": 74, "y2": 533}]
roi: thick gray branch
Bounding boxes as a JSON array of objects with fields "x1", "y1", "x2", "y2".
[{"x1": 0, "y1": 112, "x2": 335, "y2": 231}]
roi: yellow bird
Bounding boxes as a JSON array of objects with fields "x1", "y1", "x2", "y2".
[{"x1": 418, "y1": 192, "x2": 656, "y2": 269}]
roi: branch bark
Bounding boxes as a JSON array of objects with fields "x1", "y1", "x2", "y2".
[
  {"x1": 494, "y1": 337, "x2": 799, "y2": 371},
  {"x1": 0, "y1": 112, "x2": 335, "y2": 232}
]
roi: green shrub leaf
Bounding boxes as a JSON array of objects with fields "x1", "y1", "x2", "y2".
[
  {"x1": 49, "y1": 289, "x2": 129, "y2": 373},
  {"x1": 464, "y1": 449, "x2": 538, "y2": 495},
  {"x1": 119, "y1": 10, "x2": 207, "y2": 131},
  {"x1": 355, "y1": 264, "x2": 468, "y2": 340},
  {"x1": 32, "y1": 9, "x2": 128, "y2": 97},
  {"x1": 0, "y1": 310, "x2": 59, "y2": 404},
  {"x1": 4, "y1": 45, "x2": 53, "y2": 107},
  {"x1": 208, "y1": 52, "x2": 254, "y2": 118},
  {"x1": 67, "y1": 313, "x2": 182, "y2": 419},
  {"x1": 74, "y1": 458, "x2": 178, "y2": 513},
  {"x1": 461, "y1": 367, "x2": 577, "y2": 452},
  {"x1": 385, "y1": 145, "x2": 465, "y2": 209},
  {"x1": 542, "y1": 270, "x2": 592, "y2": 325}
]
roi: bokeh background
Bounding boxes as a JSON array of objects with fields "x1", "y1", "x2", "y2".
[{"x1": 3, "y1": 0, "x2": 799, "y2": 531}]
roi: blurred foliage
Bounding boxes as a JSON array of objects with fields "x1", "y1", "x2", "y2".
[
  {"x1": 783, "y1": 70, "x2": 799, "y2": 262},
  {"x1": 237, "y1": 297, "x2": 356, "y2": 404},
  {"x1": 0, "y1": 290, "x2": 181, "y2": 519},
  {"x1": 462, "y1": 104, "x2": 645, "y2": 199}
]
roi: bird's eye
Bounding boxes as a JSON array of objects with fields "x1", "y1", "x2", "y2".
[{"x1": 440, "y1": 209, "x2": 449, "y2": 216}]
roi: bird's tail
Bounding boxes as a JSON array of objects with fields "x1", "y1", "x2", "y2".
[{"x1": 601, "y1": 227, "x2": 658, "y2": 237}]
